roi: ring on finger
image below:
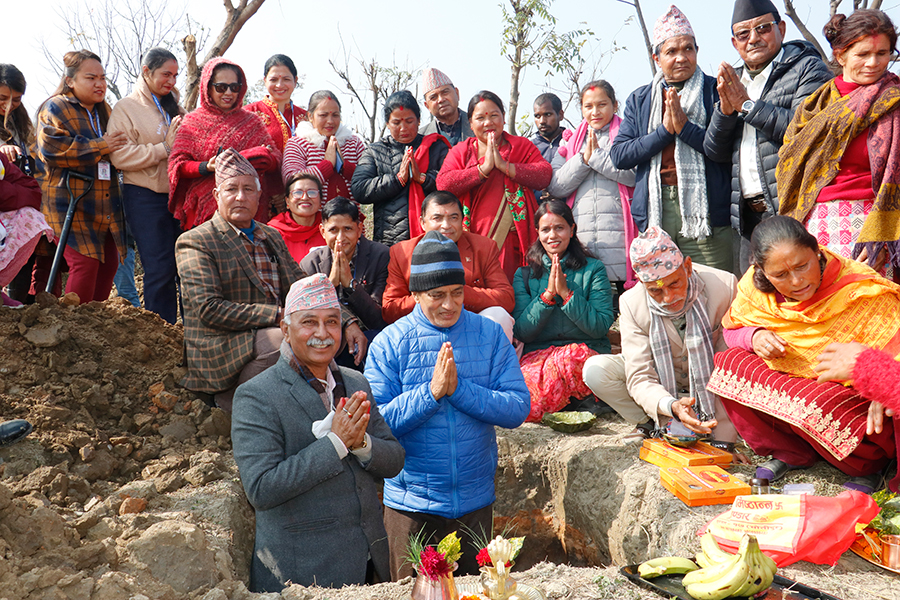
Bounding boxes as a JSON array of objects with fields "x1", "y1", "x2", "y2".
[{"x1": 342, "y1": 408, "x2": 351, "y2": 416}]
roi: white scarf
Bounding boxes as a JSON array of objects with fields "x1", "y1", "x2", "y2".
[{"x1": 647, "y1": 67, "x2": 710, "y2": 240}]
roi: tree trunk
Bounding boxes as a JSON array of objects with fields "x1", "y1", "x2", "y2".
[
  {"x1": 508, "y1": 52, "x2": 522, "y2": 135},
  {"x1": 616, "y1": 0, "x2": 656, "y2": 77},
  {"x1": 182, "y1": 0, "x2": 267, "y2": 109},
  {"x1": 783, "y1": 0, "x2": 828, "y2": 61},
  {"x1": 181, "y1": 34, "x2": 200, "y2": 110}
]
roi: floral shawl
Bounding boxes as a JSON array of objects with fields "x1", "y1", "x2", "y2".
[{"x1": 777, "y1": 72, "x2": 900, "y2": 262}]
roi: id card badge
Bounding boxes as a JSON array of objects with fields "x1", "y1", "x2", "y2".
[{"x1": 98, "y1": 161, "x2": 111, "y2": 181}]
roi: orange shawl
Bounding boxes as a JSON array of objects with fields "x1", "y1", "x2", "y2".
[{"x1": 723, "y1": 247, "x2": 900, "y2": 378}]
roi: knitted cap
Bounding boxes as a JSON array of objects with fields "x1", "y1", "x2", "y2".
[
  {"x1": 215, "y1": 148, "x2": 257, "y2": 186},
  {"x1": 630, "y1": 226, "x2": 685, "y2": 283},
  {"x1": 409, "y1": 231, "x2": 466, "y2": 292},
  {"x1": 422, "y1": 68, "x2": 453, "y2": 97},
  {"x1": 653, "y1": 5, "x2": 695, "y2": 49},
  {"x1": 285, "y1": 273, "x2": 340, "y2": 316},
  {"x1": 731, "y1": 0, "x2": 780, "y2": 26}
]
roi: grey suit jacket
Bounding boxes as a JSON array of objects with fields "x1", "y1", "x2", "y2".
[
  {"x1": 419, "y1": 109, "x2": 474, "y2": 144},
  {"x1": 232, "y1": 360, "x2": 405, "y2": 592}
]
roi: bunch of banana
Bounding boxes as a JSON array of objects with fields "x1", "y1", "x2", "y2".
[
  {"x1": 682, "y1": 533, "x2": 777, "y2": 600},
  {"x1": 637, "y1": 556, "x2": 699, "y2": 579}
]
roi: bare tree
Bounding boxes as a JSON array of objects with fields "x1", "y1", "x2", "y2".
[
  {"x1": 782, "y1": 0, "x2": 883, "y2": 61},
  {"x1": 181, "y1": 0, "x2": 267, "y2": 110},
  {"x1": 542, "y1": 31, "x2": 624, "y2": 119},
  {"x1": 329, "y1": 33, "x2": 420, "y2": 144},
  {"x1": 500, "y1": 0, "x2": 592, "y2": 134},
  {"x1": 41, "y1": 0, "x2": 187, "y2": 101},
  {"x1": 616, "y1": 0, "x2": 656, "y2": 77}
]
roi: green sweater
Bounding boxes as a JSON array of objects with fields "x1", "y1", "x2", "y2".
[{"x1": 512, "y1": 254, "x2": 615, "y2": 355}]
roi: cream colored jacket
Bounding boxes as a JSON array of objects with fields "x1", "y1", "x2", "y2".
[
  {"x1": 618, "y1": 263, "x2": 738, "y2": 440},
  {"x1": 108, "y1": 76, "x2": 183, "y2": 193}
]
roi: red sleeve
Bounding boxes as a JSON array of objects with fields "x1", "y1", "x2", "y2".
[
  {"x1": 179, "y1": 161, "x2": 205, "y2": 178},
  {"x1": 436, "y1": 142, "x2": 483, "y2": 195},
  {"x1": 509, "y1": 141, "x2": 552, "y2": 190},
  {"x1": 240, "y1": 145, "x2": 281, "y2": 174},
  {"x1": 852, "y1": 348, "x2": 900, "y2": 413},
  {"x1": 0, "y1": 156, "x2": 41, "y2": 211},
  {"x1": 381, "y1": 244, "x2": 416, "y2": 323},
  {"x1": 722, "y1": 326, "x2": 760, "y2": 351}
]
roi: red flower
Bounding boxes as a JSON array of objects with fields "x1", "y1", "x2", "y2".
[
  {"x1": 476, "y1": 547, "x2": 492, "y2": 567},
  {"x1": 419, "y1": 547, "x2": 452, "y2": 580}
]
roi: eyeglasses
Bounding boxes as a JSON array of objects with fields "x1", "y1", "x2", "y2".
[
  {"x1": 290, "y1": 189, "x2": 320, "y2": 199},
  {"x1": 211, "y1": 82, "x2": 241, "y2": 93},
  {"x1": 733, "y1": 21, "x2": 778, "y2": 42}
]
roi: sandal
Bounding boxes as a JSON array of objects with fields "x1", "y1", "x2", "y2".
[
  {"x1": 844, "y1": 473, "x2": 883, "y2": 495},
  {"x1": 755, "y1": 459, "x2": 805, "y2": 482}
]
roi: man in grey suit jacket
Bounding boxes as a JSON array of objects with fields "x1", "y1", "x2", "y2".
[
  {"x1": 418, "y1": 67, "x2": 473, "y2": 146},
  {"x1": 232, "y1": 274, "x2": 405, "y2": 592}
]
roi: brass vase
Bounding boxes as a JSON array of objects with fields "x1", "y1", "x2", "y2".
[
  {"x1": 480, "y1": 565, "x2": 518, "y2": 600},
  {"x1": 410, "y1": 568, "x2": 458, "y2": 600}
]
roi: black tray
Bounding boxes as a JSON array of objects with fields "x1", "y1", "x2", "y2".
[{"x1": 620, "y1": 564, "x2": 842, "y2": 600}]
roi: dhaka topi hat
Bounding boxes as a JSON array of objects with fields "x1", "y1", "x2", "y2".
[
  {"x1": 215, "y1": 147, "x2": 257, "y2": 186},
  {"x1": 285, "y1": 273, "x2": 340, "y2": 316},
  {"x1": 409, "y1": 230, "x2": 466, "y2": 292},
  {"x1": 731, "y1": 0, "x2": 780, "y2": 26},
  {"x1": 422, "y1": 67, "x2": 453, "y2": 97},
  {"x1": 630, "y1": 226, "x2": 685, "y2": 283},
  {"x1": 653, "y1": 5, "x2": 695, "y2": 50}
]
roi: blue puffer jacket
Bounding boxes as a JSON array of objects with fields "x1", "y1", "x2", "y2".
[{"x1": 365, "y1": 305, "x2": 530, "y2": 519}]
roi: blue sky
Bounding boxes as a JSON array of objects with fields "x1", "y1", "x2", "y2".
[{"x1": 6, "y1": 0, "x2": 885, "y2": 135}]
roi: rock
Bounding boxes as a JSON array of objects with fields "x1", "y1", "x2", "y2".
[
  {"x1": 34, "y1": 291, "x2": 58, "y2": 308},
  {"x1": 152, "y1": 391, "x2": 178, "y2": 412},
  {"x1": 158, "y1": 416, "x2": 197, "y2": 442},
  {"x1": 11, "y1": 465, "x2": 65, "y2": 496},
  {"x1": 154, "y1": 471, "x2": 186, "y2": 493},
  {"x1": 119, "y1": 496, "x2": 148, "y2": 515},
  {"x1": 71, "y1": 448, "x2": 120, "y2": 482},
  {"x1": 199, "y1": 409, "x2": 231, "y2": 438},
  {"x1": 201, "y1": 589, "x2": 229, "y2": 600},
  {"x1": 124, "y1": 520, "x2": 220, "y2": 593},
  {"x1": 79, "y1": 444, "x2": 95, "y2": 462},
  {"x1": 24, "y1": 322, "x2": 68, "y2": 347},
  {"x1": 59, "y1": 292, "x2": 80, "y2": 306}
]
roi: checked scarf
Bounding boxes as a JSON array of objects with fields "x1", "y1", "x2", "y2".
[
  {"x1": 647, "y1": 272, "x2": 716, "y2": 421},
  {"x1": 647, "y1": 68, "x2": 710, "y2": 240}
]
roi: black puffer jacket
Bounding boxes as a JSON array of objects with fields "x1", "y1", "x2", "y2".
[
  {"x1": 351, "y1": 133, "x2": 450, "y2": 246},
  {"x1": 703, "y1": 41, "x2": 833, "y2": 234}
]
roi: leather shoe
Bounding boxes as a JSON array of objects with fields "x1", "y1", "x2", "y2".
[{"x1": 0, "y1": 419, "x2": 32, "y2": 447}]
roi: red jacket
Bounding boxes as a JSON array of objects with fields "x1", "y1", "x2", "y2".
[
  {"x1": 0, "y1": 154, "x2": 41, "y2": 211},
  {"x1": 382, "y1": 230, "x2": 515, "y2": 323}
]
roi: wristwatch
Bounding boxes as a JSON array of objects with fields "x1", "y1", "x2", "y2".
[{"x1": 739, "y1": 99, "x2": 755, "y2": 118}]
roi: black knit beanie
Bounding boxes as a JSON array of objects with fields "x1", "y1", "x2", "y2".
[
  {"x1": 409, "y1": 231, "x2": 466, "y2": 292},
  {"x1": 732, "y1": 0, "x2": 780, "y2": 26}
]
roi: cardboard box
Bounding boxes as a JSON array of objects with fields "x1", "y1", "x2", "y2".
[
  {"x1": 640, "y1": 438, "x2": 733, "y2": 467},
  {"x1": 660, "y1": 465, "x2": 751, "y2": 507}
]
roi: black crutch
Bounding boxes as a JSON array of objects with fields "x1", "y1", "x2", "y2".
[{"x1": 47, "y1": 170, "x2": 95, "y2": 295}]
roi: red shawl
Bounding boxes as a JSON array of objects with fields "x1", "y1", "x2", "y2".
[
  {"x1": 437, "y1": 132, "x2": 550, "y2": 277},
  {"x1": 168, "y1": 58, "x2": 281, "y2": 230},
  {"x1": 408, "y1": 133, "x2": 452, "y2": 238},
  {"x1": 266, "y1": 211, "x2": 325, "y2": 263}
]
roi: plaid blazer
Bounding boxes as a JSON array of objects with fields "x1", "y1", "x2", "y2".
[
  {"x1": 36, "y1": 94, "x2": 124, "y2": 261},
  {"x1": 176, "y1": 212, "x2": 306, "y2": 393}
]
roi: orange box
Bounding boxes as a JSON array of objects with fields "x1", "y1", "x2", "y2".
[
  {"x1": 660, "y1": 465, "x2": 751, "y2": 507},
  {"x1": 640, "y1": 438, "x2": 733, "y2": 467}
]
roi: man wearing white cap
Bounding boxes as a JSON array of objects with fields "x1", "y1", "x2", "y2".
[
  {"x1": 231, "y1": 273, "x2": 405, "y2": 592},
  {"x1": 419, "y1": 67, "x2": 474, "y2": 146},
  {"x1": 582, "y1": 226, "x2": 739, "y2": 445},
  {"x1": 611, "y1": 5, "x2": 734, "y2": 273}
]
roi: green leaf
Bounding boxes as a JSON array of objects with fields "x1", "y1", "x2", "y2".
[
  {"x1": 508, "y1": 536, "x2": 525, "y2": 560},
  {"x1": 437, "y1": 531, "x2": 463, "y2": 564}
]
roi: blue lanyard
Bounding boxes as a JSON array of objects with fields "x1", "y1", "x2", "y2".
[
  {"x1": 276, "y1": 100, "x2": 296, "y2": 136},
  {"x1": 86, "y1": 108, "x2": 103, "y2": 138},
  {"x1": 151, "y1": 93, "x2": 171, "y2": 127}
]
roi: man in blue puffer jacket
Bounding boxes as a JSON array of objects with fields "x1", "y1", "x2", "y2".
[{"x1": 365, "y1": 230, "x2": 530, "y2": 580}]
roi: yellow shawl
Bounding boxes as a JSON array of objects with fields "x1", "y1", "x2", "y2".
[{"x1": 723, "y1": 247, "x2": 900, "y2": 378}]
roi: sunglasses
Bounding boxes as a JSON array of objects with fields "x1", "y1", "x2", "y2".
[
  {"x1": 290, "y1": 189, "x2": 320, "y2": 199},
  {"x1": 211, "y1": 82, "x2": 241, "y2": 93},
  {"x1": 733, "y1": 21, "x2": 778, "y2": 42}
]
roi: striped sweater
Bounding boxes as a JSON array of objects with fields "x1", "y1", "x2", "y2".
[{"x1": 281, "y1": 121, "x2": 366, "y2": 202}]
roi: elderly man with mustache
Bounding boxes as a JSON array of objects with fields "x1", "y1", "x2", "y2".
[{"x1": 231, "y1": 273, "x2": 405, "y2": 592}]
